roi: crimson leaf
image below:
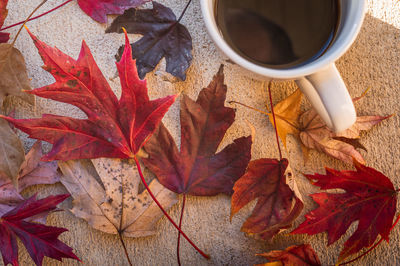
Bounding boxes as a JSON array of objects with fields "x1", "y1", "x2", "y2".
[
  {"x1": 257, "y1": 244, "x2": 321, "y2": 266},
  {"x1": 292, "y1": 160, "x2": 397, "y2": 261},
  {"x1": 0, "y1": 194, "x2": 79, "y2": 266},
  {"x1": 0, "y1": 0, "x2": 9, "y2": 43},
  {"x1": 77, "y1": 0, "x2": 151, "y2": 23},
  {"x1": 143, "y1": 66, "x2": 251, "y2": 196},
  {"x1": 0, "y1": 28, "x2": 177, "y2": 161},
  {"x1": 231, "y1": 158, "x2": 303, "y2": 239}
]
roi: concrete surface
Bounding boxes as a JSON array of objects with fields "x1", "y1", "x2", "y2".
[{"x1": 2, "y1": 0, "x2": 400, "y2": 265}]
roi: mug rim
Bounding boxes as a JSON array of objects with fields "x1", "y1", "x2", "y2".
[{"x1": 201, "y1": 0, "x2": 367, "y2": 80}]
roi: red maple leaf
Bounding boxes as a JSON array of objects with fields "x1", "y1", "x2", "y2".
[
  {"x1": 256, "y1": 244, "x2": 321, "y2": 266},
  {"x1": 143, "y1": 66, "x2": 252, "y2": 196},
  {"x1": 0, "y1": 28, "x2": 177, "y2": 161},
  {"x1": 231, "y1": 158, "x2": 303, "y2": 240},
  {"x1": 77, "y1": 0, "x2": 151, "y2": 23},
  {"x1": 0, "y1": 194, "x2": 79, "y2": 266},
  {"x1": 0, "y1": 0, "x2": 10, "y2": 43},
  {"x1": 292, "y1": 160, "x2": 397, "y2": 261}
]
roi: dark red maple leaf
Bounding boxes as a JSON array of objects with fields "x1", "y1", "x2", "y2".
[
  {"x1": 0, "y1": 0, "x2": 9, "y2": 43},
  {"x1": 0, "y1": 29, "x2": 177, "y2": 161},
  {"x1": 292, "y1": 160, "x2": 397, "y2": 261},
  {"x1": 231, "y1": 158, "x2": 303, "y2": 240},
  {"x1": 77, "y1": 0, "x2": 151, "y2": 23},
  {"x1": 256, "y1": 244, "x2": 321, "y2": 266},
  {"x1": 106, "y1": 2, "x2": 193, "y2": 80},
  {"x1": 0, "y1": 194, "x2": 79, "y2": 266},
  {"x1": 143, "y1": 66, "x2": 251, "y2": 196}
]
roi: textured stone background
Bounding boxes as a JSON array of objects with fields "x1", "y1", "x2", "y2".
[{"x1": 2, "y1": 0, "x2": 400, "y2": 265}]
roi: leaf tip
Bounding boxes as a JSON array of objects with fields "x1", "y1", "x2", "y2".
[
  {"x1": 229, "y1": 211, "x2": 234, "y2": 222},
  {"x1": 387, "y1": 113, "x2": 395, "y2": 119},
  {"x1": 303, "y1": 173, "x2": 317, "y2": 185},
  {"x1": 217, "y1": 64, "x2": 224, "y2": 75},
  {"x1": 117, "y1": 27, "x2": 133, "y2": 67},
  {"x1": 352, "y1": 157, "x2": 365, "y2": 168},
  {"x1": 0, "y1": 114, "x2": 11, "y2": 122},
  {"x1": 122, "y1": 27, "x2": 129, "y2": 46},
  {"x1": 24, "y1": 25, "x2": 34, "y2": 38},
  {"x1": 360, "y1": 87, "x2": 371, "y2": 98},
  {"x1": 230, "y1": 200, "x2": 239, "y2": 221}
]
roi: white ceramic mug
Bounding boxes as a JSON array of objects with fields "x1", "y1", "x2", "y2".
[{"x1": 201, "y1": 0, "x2": 366, "y2": 132}]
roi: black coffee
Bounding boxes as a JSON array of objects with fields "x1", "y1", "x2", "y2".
[{"x1": 215, "y1": 0, "x2": 340, "y2": 68}]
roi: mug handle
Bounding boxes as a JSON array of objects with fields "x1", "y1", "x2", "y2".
[{"x1": 295, "y1": 64, "x2": 356, "y2": 132}]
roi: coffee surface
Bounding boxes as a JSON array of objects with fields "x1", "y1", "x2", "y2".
[{"x1": 215, "y1": 0, "x2": 339, "y2": 68}]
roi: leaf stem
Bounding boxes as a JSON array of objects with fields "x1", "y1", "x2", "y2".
[
  {"x1": 11, "y1": 0, "x2": 48, "y2": 46},
  {"x1": 117, "y1": 232, "x2": 133, "y2": 266},
  {"x1": 1, "y1": 0, "x2": 73, "y2": 33},
  {"x1": 229, "y1": 100, "x2": 298, "y2": 129},
  {"x1": 117, "y1": 160, "x2": 132, "y2": 266},
  {"x1": 339, "y1": 214, "x2": 400, "y2": 265},
  {"x1": 133, "y1": 156, "x2": 209, "y2": 260},
  {"x1": 177, "y1": 0, "x2": 193, "y2": 23},
  {"x1": 229, "y1": 100, "x2": 270, "y2": 116},
  {"x1": 177, "y1": 194, "x2": 187, "y2": 266},
  {"x1": 267, "y1": 82, "x2": 283, "y2": 160}
]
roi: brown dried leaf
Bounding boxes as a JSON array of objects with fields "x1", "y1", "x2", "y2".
[
  {"x1": 0, "y1": 117, "x2": 25, "y2": 187},
  {"x1": 59, "y1": 158, "x2": 178, "y2": 237},
  {"x1": 299, "y1": 109, "x2": 365, "y2": 164},
  {"x1": 0, "y1": 44, "x2": 34, "y2": 108},
  {"x1": 0, "y1": 141, "x2": 60, "y2": 217},
  {"x1": 18, "y1": 141, "x2": 60, "y2": 191},
  {"x1": 299, "y1": 108, "x2": 391, "y2": 164},
  {"x1": 332, "y1": 137, "x2": 367, "y2": 151}
]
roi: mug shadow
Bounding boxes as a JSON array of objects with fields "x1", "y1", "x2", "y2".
[{"x1": 337, "y1": 13, "x2": 400, "y2": 102}]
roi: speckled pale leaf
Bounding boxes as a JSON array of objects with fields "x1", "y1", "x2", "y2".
[
  {"x1": 59, "y1": 158, "x2": 177, "y2": 237},
  {"x1": 0, "y1": 117, "x2": 24, "y2": 187},
  {"x1": 0, "y1": 44, "x2": 34, "y2": 107},
  {"x1": 267, "y1": 89, "x2": 302, "y2": 147}
]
